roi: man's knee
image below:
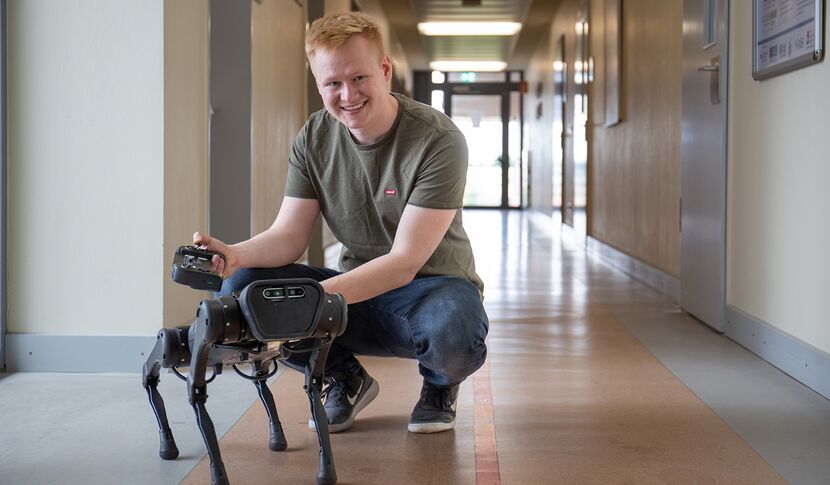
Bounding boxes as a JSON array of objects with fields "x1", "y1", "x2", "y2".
[
  {"x1": 414, "y1": 280, "x2": 489, "y2": 378},
  {"x1": 431, "y1": 319, "x2": 487, "y2": 372}
]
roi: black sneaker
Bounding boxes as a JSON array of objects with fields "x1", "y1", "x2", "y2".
[
  {"x1": 407, "y1": 381, "x2": 459, "y2": 434},
  {"x1": 308, "y1": 361, "x2": 379, "y2": 433}
]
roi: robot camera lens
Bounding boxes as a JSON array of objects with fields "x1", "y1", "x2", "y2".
[{"x1": 263, "y1": 288, "x2": 286, "y2": 300}]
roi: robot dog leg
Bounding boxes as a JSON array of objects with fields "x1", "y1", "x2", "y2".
[
  {"x1": 251, "y1": 360, "x2": 288, "y2": 452},
  {"x1": 304, "y1": 340, "x2": 337, "y2": 484},
  {"x1": 142, "y1": 325, "x2": 191, "y2": 460}
]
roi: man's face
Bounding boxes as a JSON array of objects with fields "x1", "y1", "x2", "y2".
[{"x1": 311, "y1": 35, "x2": 393, "y2": 140}]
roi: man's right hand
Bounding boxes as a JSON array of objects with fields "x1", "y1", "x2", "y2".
[
  {"x1": 189, "y1": 197, "x2": 321, "y2": 280},
  {"x1": 192, "y1": 232, "x2": 240, "y2": 279}
]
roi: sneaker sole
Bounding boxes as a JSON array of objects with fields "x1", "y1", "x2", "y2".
[
  {"x1": 308, "y1": 378, "x2": 380, "y2": 433},
  {"x1": 407, "y1": 419, "x2": 456, "y2": 434}
]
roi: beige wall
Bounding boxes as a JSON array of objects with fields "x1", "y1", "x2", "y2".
[
  {"x1": 324, "y1": 0, "x2": 351, "y2": 15},
  {"x1": 361, "y1": 0, "x2": 413, "y2": 95},
  {"x1": 727, "y1": 2, "x2": 830, "y2": 353},
  {"x1": 588, "y1": 0, "x2": 682, "y2": 277},
  {"x1": 250, "y1": 0, "x2": 307, "y2": 235},
  {"x1": 525, "y1": 25, "x2": 555, "y2": 213},
  {"x1": 163, "y1": 0, "x2": 210, "y2": 327},
  {"x1": 527, "y1": 0, "x2": 581, "y2": 216},
  {"x1": 525, "y1": 0, "x2": 682, "y2": 277}
]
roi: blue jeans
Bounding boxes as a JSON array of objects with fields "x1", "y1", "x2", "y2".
[{"x1": 219, "y1": 264, "x2": 489, "y2": 387}]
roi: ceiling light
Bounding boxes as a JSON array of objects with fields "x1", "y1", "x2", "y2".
[
  {"x1": 417, "y1": 22, "x2": 522, "y2": 36},
  {"x1": 429, "y1": 61, "x2": 507, "y2": 72}
]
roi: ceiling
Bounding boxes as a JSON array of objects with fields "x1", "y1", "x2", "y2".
[{"x1": 376, "y1": 0, "x2": 564, "y2": 71}]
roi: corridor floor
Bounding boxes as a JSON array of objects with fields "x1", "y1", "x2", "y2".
[{"x1": 2, "y1": 210, "x2": 829, "y2": 484}]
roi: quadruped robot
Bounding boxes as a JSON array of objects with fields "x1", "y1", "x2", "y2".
[{"x1": 142, "y1": 246, "x2": 348, "y2": 485}]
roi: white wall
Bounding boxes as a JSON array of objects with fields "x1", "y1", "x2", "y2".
[
  {"x1": 7, "y1": 0, "x2": 308, "y2": 341},
  {"x1": 8, "y1": 0, "x2": 165, "y2": 335},
  {"x1": 728, "y1": 3, "x2": 830, "y2": 353}
]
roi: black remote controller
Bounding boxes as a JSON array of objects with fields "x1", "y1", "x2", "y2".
[{"x1": 171, "y1": 245, "x2": 224, "y2": 290}]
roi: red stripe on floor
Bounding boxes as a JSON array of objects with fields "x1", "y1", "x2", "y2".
[{"x1": 474, "y1": 359, "x2": 501, "y2": 485}]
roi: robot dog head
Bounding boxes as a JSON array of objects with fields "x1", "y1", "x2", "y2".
[
  {"x1": 188, "y1": 278, "x2": 348, "y2": 359},
  {"x1": 238, "y1": 279, "x2": 347, "y2": 342}
]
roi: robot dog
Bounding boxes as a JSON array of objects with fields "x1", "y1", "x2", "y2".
[{"x1": 142, "y1": 246, "x2": 347, "y2": 485}]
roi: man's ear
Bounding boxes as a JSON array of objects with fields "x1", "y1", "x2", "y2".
[
  {"x1": 308, "y1": 63, "x2": 324, "y2": 96},
  {"x1": 382, "y1": 55, "x2": 393, "y2": 81}
]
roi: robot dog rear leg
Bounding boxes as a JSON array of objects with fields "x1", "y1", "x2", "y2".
[{"x1": 252, "y1": 360, "x2": 288, "y2": 452}]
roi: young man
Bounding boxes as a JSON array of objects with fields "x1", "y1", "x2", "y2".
[{"x1": 194, "y1": 12, "x2": 488, "y2": 434}]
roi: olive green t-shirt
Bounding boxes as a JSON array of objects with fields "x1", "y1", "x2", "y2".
[{"x1": 285, "y1": 93, "x2": 484, "y2": 293}]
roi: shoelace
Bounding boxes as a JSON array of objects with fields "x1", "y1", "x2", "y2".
[
  {"x1": 320, "y1": 363, "x2": 362, "y2": 405},
  {"x1": 321, "y1": 377, "x2": 352, "y2": 406},
  {"x1": 420, "y1": 386, "x2": 453, "y2": 410}
]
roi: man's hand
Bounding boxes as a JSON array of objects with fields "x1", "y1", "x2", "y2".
[
  {"x1": 190, "y1": 197, "x2": 321, "y2": 280},
  {"x1": 193, "y1": 232, "x2": 239, "y2": 279}
]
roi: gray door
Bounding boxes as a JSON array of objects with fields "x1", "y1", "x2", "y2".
[
  {"x1": 209, "y1": 0, "x2": 252, "y2": 243},
  {"x1": 1, "y1": 0, "x2": 7, "y2": 370},
  {"x1": 681, "y1": 0, "x2": 729, "y2": 331}
]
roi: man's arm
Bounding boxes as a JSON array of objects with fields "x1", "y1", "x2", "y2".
[
  {"x1": 320, "y1": 204, "x2": 457, "y2": 304},
  {"x1": 195, "y1": 197, "x2": 320, "y2": 277}
]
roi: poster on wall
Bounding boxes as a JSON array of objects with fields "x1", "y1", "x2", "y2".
[{"x1": 753, "y1": 0, "x2": 825, "y2": 80}]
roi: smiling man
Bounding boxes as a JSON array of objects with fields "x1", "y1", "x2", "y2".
[{"x1": 194, "y1": 12, "x2": 488, "y2": 434}]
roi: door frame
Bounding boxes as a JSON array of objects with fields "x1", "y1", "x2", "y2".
[
  {"x1": 553, "y1": 34, "x2": 567, "y2": 222},
  {"x1": 442, "y1": 73, "x2": 524, "y2": 209},
  {"x1": 563, "y1": 1, "x2": 590, "y2": 241}
]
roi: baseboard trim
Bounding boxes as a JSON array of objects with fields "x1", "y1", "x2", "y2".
[
  {"x1": 585, "y1": 236, "x2": 681, "y2": 302},
  {"x1": 726, "y1": 307, "x2": 830, "y2": 401},
  {"x1": 6, "y1": 333, "x2": 158, "y2": 373}
]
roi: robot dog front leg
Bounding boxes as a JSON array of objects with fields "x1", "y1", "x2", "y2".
[
  {"x1": 142, "y1": 325, "x2": 191, "y2": 460},
  {"x1": 186, "y1": 296, "x2": 242, "y2": 485},
  {"x1": 305, "y1": 343, "x2": 337, "y2": 485}
]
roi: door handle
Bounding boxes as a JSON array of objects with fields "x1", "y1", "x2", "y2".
[{"x1": 699, "y1": 56, "x2": 721, "y2": 104}]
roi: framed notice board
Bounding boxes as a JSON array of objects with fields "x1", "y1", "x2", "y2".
[{"x1": 753, "y1": 0, "x2": 825, "y2": 80}]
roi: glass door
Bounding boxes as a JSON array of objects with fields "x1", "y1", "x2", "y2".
[
  {"x1": 431, "y1": 71, "x2": 523, "y2": 208},
  {"x1": 450, "y1": 94, "x2": 504, "y2": 207}
]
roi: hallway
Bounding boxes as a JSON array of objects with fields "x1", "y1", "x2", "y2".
[{"x1": 2, "y1": 210, "x2": 829, "y2": 484}]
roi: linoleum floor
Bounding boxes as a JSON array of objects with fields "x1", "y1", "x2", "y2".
[
  {"x1": 3, "y1": 210, "x2": 829, "y2": 485},
  {"x1": 182, "y1": 210, "x2": 790, "y2": 484}
]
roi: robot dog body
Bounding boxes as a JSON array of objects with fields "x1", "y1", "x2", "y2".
[{"x1": 142, "y1": 261, "x2": 348, "y2": 485}]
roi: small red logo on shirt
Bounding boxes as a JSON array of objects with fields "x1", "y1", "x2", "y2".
[{"x1": 384, "y1": 188, "x2": 397, "y2": 196}]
